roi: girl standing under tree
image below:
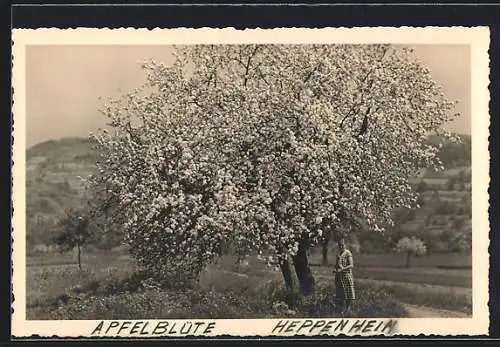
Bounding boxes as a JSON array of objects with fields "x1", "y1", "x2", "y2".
[{"x1": 334, "y1": 238, "x2": 356, "y2": 316}]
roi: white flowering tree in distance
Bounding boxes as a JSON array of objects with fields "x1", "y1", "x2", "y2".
[
  {"x1": 395, "y1": 236, "x2": 427, "y2": 268},
  {"x1": 88, "y1": 44, "x2": 458, "y2": 294}
]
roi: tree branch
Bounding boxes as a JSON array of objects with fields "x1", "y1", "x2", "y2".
[
  {"x1": 256, "y1": 67, "x2": 270, "y2": 86},
  {"x1": 356, "y1": 105, "x2": 380, "y2": 139},
  {"x1": 340, "y1": 104, "x2": 361, "y2": 129},
  {"x1": 243, "y1": 46, "x2": 259, "y2": 87},
  {"x1": 339, "y1": 45, "x2": 388, "y2": 131},
  {"x1": 356, "y1": 107, "x2": 371, "y2": 139},
  {"x1": 303, "y1": 65, "x2": 319, "y2": 84},
  {"x1": 400, "y1": 114, "x2": 416, "y2": 133}
]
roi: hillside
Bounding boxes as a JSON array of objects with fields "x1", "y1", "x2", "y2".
[
  {"x1": 26, "y1": 137, "x2": 98, "y2": 249},
  {"x1": 26, "y1": 134, "x2": 471, "y2": 253}
]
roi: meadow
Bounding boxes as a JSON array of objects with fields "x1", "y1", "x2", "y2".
[
  {"x1": 310, "y1": 252, "x2": 472, "y2": 288},
  {"x1": 26, "y1": 250, "x2": 472, "y2": 320}
]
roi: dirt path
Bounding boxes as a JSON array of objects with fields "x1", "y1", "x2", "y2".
[{"x1": 402, "y1": 303, "x2": 470, "y2": 318}]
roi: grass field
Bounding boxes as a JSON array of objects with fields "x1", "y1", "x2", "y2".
[
  {"x1": 309, "y1": 252, "x2": 472, "y2": 269},
  {"x1": 25, "y1": 250, "x2": 472, "y2": 320},
  {"x1": 317, "y1": 267, "x2": 471, "y2": 288}
]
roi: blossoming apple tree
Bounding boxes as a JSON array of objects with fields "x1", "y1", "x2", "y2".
[{"x1": 88, "y1": 44, "x2": 458, "y2": 293}]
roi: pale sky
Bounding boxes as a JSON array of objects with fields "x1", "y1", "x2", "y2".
[{"x1": 25, "y1": 44, "x2": 470, "y2": 148}]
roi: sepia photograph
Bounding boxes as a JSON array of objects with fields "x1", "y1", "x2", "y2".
[{"x1": 11, "y1": 27, "x2": 490, "y2": 337}]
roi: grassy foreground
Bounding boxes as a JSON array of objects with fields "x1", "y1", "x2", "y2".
[
  {"x1": 27, "y1": 255, "x2": 408, "y2": 320},
  {"x1": 27, "y1": 251, "x2": 472, "y2": 319}
]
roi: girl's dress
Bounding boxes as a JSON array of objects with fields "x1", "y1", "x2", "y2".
[{"x1": 335, "y1": 249, "x2": 356, "y2": 300}]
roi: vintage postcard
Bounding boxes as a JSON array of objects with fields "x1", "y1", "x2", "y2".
[{"x1": 11, "y1": 27, "x2": 490, "y2": 338}]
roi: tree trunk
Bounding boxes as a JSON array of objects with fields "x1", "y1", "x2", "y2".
[
  {"x1": 406, "y1": 252, "x2": 411, "y2": 268},
  {"x1": 322, "y1": 243, "x2": 328, "y2": 266},
  {"x1": 321, "y1": 231, "x2": 331, "y2": 266},
  {"x1": 279, "y1": 258, "x2": 294, "y2": 290},
  {"x1": 292, "y1": 240, "x2": 315, "y2": 295},
  {"x1": 77, "y1": 244, "x2": 82, "y2": 270}
]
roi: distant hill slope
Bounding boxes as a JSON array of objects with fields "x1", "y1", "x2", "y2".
[
  {"x1": 25, "y1": 134, "x2": 471, "y2": 251},
  {"x1": 26, "y1": 137, "x2": 98, "y2": 248}
]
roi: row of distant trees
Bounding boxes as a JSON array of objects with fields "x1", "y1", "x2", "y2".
[
  {"x1": 431, "y1": 134, "x2": 471, "y2": 168},
  {"x1": 351, "y1": 199, "x2": 471, "y2": 255}
]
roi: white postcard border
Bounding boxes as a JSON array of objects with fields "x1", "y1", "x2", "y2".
[{"x1": 11, "y1": 27, "x2": 491, "y2": 337}]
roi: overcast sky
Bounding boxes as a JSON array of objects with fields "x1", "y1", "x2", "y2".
[{"x1": 25, "y1": 44, "x2": 470, "y2": 148}]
